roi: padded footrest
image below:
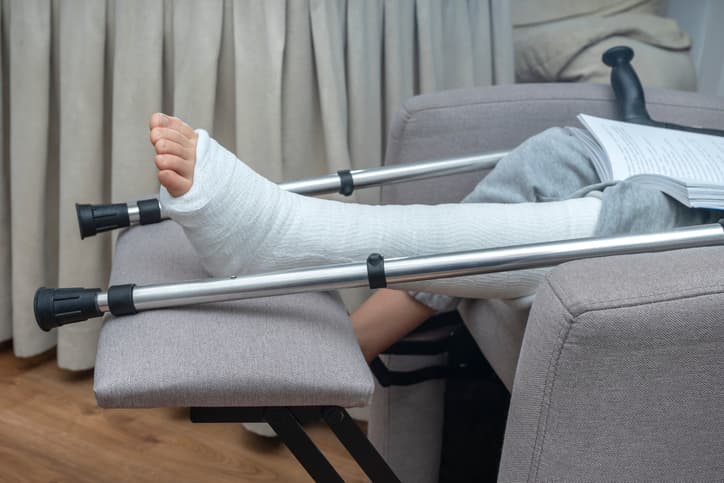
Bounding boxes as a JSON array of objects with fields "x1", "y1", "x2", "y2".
[{"x1": 94, "y1": 221, "x2": 374, "y2": 409}]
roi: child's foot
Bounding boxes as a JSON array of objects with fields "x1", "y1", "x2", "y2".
[
  {"x1": 149, "y1": 113, "x2": 198, "y2": 197},
  {"x1": 151, "y1": 114, "x2": 288, "y2": 277}
]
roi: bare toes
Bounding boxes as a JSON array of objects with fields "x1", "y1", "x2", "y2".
[
  {"x1": 154, "y1": 138, "x2": 192, "y2": 159},
  {"x1": 150, "y1": 127, "x2": 192, "y2": 148},
  {"x1": 150, "y1": 113, "x2": 197, "y2": 198},
  {"x1": 166, "y1": 116, "x2": 197, "y2": 140},
  {"x1": 149, "y1": 112, "x2": 170, "y2": 131},
  {"x1": 155, "y1": 154, "x2": 193, "y2": 179},
  {"x1": 149, "y1": 112, "x2": 195, "y2": 140},
  {"x1": 158, "y1": 170, "x2": 192, "y2": 198}
]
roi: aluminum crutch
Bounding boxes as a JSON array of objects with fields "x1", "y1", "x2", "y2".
[
  {"x1": 35, "y1": 221, "x2": 724, "y2": 331},
  {"x1": 75, "y1": 151, "x2": 507, "y2": 239}
]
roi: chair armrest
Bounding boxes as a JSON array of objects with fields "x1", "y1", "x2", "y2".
[
  {"x1": 382, "y1": 83, "x2": 724, "y2": 204},
  {"x1": 499, "y1": 246, "x2": 724, "y2": 481}
]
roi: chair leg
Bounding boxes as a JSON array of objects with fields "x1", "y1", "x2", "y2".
[
  {"x1": 322, "y1": 407, "x2": 401, "y2": 483},
  {"x1": 266, "y1": 407, "x2": 344, "y2": 483},
  {"x1": 191, "y1": 406, "x2": 400, "y2": 482}
]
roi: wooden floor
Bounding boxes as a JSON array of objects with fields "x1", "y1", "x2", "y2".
[{"x1": 0, "y1": 342, "x2": 367, "y2": 482}]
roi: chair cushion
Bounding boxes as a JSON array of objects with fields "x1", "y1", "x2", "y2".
[{"x1": 94, "y1": 220, "x2": 374, "y2": 409}]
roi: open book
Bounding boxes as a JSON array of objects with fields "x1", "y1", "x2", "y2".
[{"x1": 575, "y1": 114, "x2": 724, "y2": 209}]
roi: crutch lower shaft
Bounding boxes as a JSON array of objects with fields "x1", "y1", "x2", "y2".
[{"x1": 35, "y1": 222, "x2": 724, "y2": 331}]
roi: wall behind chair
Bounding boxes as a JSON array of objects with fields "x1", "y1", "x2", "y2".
[{"x1": 0, "y1": 0, "x2": 513, "y2": 369}]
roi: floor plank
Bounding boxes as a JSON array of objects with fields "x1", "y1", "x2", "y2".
[{"x1": 0, "y1": 344, "x2": 367, "y2": 482}]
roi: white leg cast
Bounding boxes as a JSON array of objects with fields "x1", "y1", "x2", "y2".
[{"x1": 161, "y1": 130, "x2": 601, "y2": 300}]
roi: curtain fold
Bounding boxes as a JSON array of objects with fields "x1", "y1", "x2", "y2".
[
  {"x1": 281, "y1": 0, "x2": 326, "y2": 181},
  {"x1": 233, "y1": 0, "x2": 286, "y2": 181},
  {"x1": 110, "y1": 0, "x2": 163, "y2": 203},
  {"x1": 171, "y1": 0, "x2": 223, "y2": 132},
  {"x1": 346, "y1": 0, "x2": 384, "y2": 177},
  {"x1": 56, "y1": 0, "x2": 108, "y2": 368},
  {"x1": 8, "y1": 0, "x2": 56, "y2": 357},
  {"x1": 0, "y1": 0, "x2": 511, "y2": 368}
]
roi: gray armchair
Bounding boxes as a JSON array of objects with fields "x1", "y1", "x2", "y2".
[
  {"x1": 370, "y1": 82, "x2": 724, "y2": 482},
  {"x1": 93, "y1": 82, "x2": 724, "y2": 482}
]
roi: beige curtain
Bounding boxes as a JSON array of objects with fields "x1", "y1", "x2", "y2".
[{"x1": 0, "y1": 0, "x2": 512, "y2": 369}]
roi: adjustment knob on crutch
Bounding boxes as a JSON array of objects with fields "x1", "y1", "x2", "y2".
[{"x1": 76, "y1": 198, "x2": 163, "y2": 239}]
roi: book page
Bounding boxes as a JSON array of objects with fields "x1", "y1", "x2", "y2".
[{"x1": 578, "y1": 114, "x2": 724, "y2": 183}]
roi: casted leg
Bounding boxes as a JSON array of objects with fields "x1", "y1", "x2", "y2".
[{"x1": 149, "y1": 113, "x2": 601, "y2": 300}]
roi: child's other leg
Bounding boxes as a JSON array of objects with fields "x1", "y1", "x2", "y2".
[{"x1": 352, "y1": 289, "x2": 436, "y2": 362}]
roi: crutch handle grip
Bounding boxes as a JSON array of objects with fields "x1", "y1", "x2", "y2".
[
  {"x1": 603, "y1": 45, "x2": 724, "y2": 137},
  {"x1": 602, "y1": 46, "x2": 652, "y2": 125},
  {"x1": 34, "y1": 287, "x2": 103, "y2": 331},
  {"x1": 76, "y1": 202, "x2": 130, "y2": 239}
]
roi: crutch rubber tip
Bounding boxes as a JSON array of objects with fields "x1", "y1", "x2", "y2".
[
  {"x1": 76, "y1": 202, "x2": 131, "y2": 239},
  {"x1": 34, "y1": 287, "x2": 103, "y2": 331}
]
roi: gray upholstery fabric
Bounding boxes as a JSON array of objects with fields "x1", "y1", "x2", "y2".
[
  {"x1": 94, "y1": 221, "x2": 374, "y2": 408},
  {"x1": 499, "y1": 246, "x2": 724, "y2": 482},
  {"x1": 373, "y1": 82, "x2": 724, "y2": 482}
]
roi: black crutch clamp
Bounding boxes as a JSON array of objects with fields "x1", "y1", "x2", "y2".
[
  {"x1": 336, "y1": 170, "x2": 355, "y2": 196},
  {"x1": 366, "y1": 253, "x2": 387, "y2": 289}
]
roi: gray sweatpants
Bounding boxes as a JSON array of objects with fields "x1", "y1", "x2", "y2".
[{"x1": 414, "y1": 126, "x2": 720, "y2": 311}]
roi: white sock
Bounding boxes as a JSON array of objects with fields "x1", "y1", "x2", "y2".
[{"x1": 160, "y1": 130, "x2": 601, "y2": 300}]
